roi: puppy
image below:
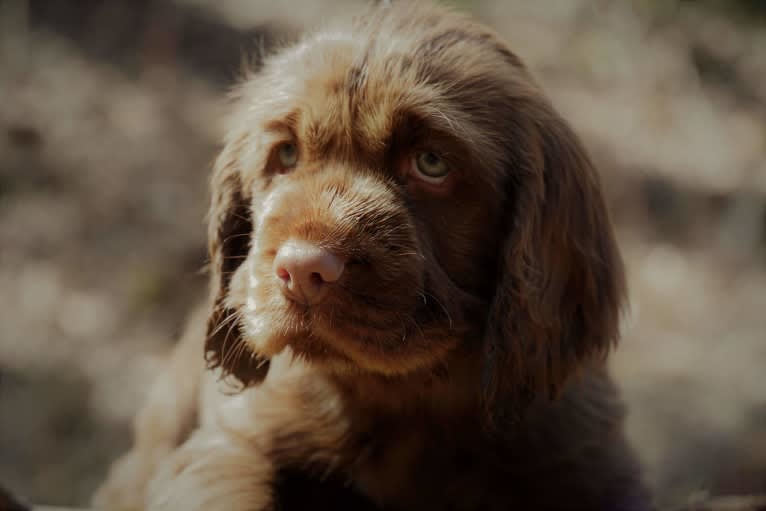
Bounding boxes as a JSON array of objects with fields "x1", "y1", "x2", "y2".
[{"x1": 94, "y1": 2, "x2": 653, "y2": 510}]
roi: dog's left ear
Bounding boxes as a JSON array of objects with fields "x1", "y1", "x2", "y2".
[{"x1": 481, "y1": 99, "x2": 626, "y2": 423}]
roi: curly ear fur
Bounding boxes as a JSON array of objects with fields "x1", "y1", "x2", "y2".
[
  {"x1": 482, "y1": 102, "x2": 626, "y2": 422},
  {"x1": 205, "y1": 136, "x2": 270, "y2": 385}
]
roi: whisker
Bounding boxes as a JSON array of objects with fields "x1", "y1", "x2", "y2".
[
  {"x1": 222, "y1": 232, "x2": 252, "y2": 242},
  {"x1": 395, "y1": 251, "x2": 426, "y2": 260},
  {"x1": 209, "y1": 310, "x2": 241, "y2": 338},
  {"x1": 399, "y1": 312, "x2": 424, "y2": 340},
  {"x1": 218, "y1": 315, "x2": 240, "y2": 360},
  {"x1": 422, "y1": 291, "x2": 453, "y2": 329},
  {"x1": 227, "y1": 211, "x2": 252, "y2": 224},
  {"x1": 229, "y1": 338, "x2": 251, "y2": 374},
  {"x1": 220, "y1": 311, "x2": 245, "y2": 369}
]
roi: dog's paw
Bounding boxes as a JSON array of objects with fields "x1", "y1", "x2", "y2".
[
  {"x1": 146, "y1": 430, "x2": 274, "y2": 511},
  {"x1": 92, "y1": 448, "x2": 171, "y2": 511}
]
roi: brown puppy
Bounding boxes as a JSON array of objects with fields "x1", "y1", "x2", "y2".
[{"x1": 94, "y1": 2, "x2": 652, "y2": 510}]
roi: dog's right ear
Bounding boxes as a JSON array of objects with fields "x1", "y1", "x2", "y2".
[{"x1": 205, "y1": 133, "x2": 270, "y2": 386}]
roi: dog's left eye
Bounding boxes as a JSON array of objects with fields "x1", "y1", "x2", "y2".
[
  {"x1": 413, "y1": 151, "x2": 450, "y2": 183},
  {"x1": 277, "y1": 142, "x2": 299, "y2": 169}
]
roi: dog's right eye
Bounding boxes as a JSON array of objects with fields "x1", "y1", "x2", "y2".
[{"x1": 277, "y1": 142, "x2": 299, "y2": 171}]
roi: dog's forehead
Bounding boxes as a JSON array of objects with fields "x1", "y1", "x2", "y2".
[
  {"x1": 235, "y1": 5, "x2": 530, "y2": 179},
  {"x1": 268, "y1": 35, "x2": 445, "y2": 157}
]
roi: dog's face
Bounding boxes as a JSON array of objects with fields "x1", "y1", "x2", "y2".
[{"x1": 206, "y1": 3, "x2": 625, "y2": 416}]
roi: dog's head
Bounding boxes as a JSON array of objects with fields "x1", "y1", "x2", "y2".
[{"x1": 205, "y1": 2, "x2": 625, "y2": 419}]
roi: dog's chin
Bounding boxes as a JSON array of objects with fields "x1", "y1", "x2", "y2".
[
  {"x1": 238, "y1": 327, "x2": 379, "y2": 379},
  {"x1": 239, "y1": 300, "x2": 459, "y2": 379}
]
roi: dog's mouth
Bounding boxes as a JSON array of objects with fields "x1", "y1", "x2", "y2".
[
  {"x1": 234, "y1": 260, "x2": 473, "y2": 377},
  {"x1": 208, "y1": 250, "x2": 483, "y2": 385}
]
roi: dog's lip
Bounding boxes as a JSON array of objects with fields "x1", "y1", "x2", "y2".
[
  {"x1": 243, "y1": 290, "x2": 467, "y2": 376},
  {"x1": 244, "y1": 301, "x2": 355, "y2": 367},
  {"x1": 259, "y1": 298, "x2": 370, "y2": 364}
]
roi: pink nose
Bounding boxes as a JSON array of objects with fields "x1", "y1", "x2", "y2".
[{"x1": 273, "y1": 240, "x2": 345, "y2": 305}]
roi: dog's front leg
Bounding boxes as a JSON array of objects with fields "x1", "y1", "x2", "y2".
[
  {"x1": 146, "y1": 426, "x2": 275, "y2": 511},
  {"x1": 147, "y1": 352, "x2": 352, "y2": 511}
]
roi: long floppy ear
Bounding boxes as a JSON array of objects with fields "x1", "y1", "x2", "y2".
[
  {"x1": 204, "y1": 135, "x2": 270, "y2": 386},
  {"x1": 482, "y1": 103, "x2": 626, "y2": 422}
]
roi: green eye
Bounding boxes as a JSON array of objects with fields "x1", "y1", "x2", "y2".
[
  {"x1": 414, "y1": 151, "x2": 449, "y2": 180},
  {"x1": 277, "y1": 142, "x2": 298, "y2": 168}
]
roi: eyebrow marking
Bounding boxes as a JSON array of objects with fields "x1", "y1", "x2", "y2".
[{"x1": 264, "y1": 110, "x2": 300, "y2": 134}]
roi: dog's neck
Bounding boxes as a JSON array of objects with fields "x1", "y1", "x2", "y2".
[{"x1": 327, "y1": 345, "x2": 482, "y2": 426}]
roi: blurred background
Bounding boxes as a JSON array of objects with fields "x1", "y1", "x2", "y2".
[{"x1": 0, "y1": 0, "x2": 764, "y2": 509}]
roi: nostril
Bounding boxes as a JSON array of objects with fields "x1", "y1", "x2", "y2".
[
  {"x1": 314, "y1": 255, "x2": 344, "y2": 283},
  {"x1": 310, "y1": 272, "x2": 324, "y2": 285},
  {"x1": 276, "y1": 267, "x2": 291, "y2": 283}
]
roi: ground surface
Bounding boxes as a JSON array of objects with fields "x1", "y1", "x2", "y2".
[{"x1": 0, "y1": 1, "x2": 764, "y2": 509}]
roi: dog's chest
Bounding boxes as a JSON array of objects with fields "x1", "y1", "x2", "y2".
[{"x1": 345, "y1": 419, "x2": 501, "y2": 510}]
